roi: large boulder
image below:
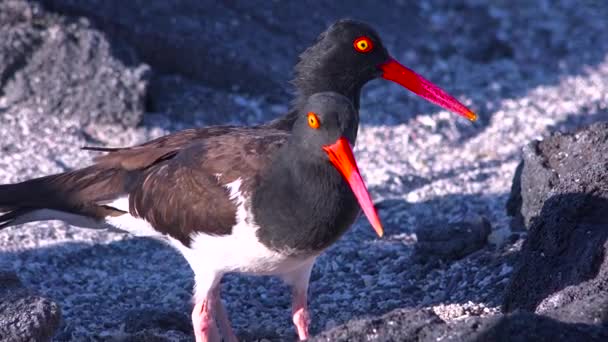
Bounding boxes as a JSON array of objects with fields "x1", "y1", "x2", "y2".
[
  {"x1": 311, "y1": 308, "x2": 608, "y2": 342},
  {"x1": 0, "y1": 270, "x2": 62, "y2": 342},
  {"x1": 0, "y1": 0, "x2": 149, "y2": 128},
  {"x1": 37, "y1": 0, "x2": 421, "y2": 99},
  {"x1": 504, "y1": 160, "x2": 608, "y2": 321},
  {"x1": 506, "y1": 122, "x2": 608, "y2": 229}
]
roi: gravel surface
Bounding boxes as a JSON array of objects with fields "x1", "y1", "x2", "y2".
[{"x1": 1, "y1": 0, "x2": 608, "y2": 340}]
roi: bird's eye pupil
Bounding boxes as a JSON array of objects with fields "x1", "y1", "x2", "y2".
[
  {"x1": 353, "y1": 37, "x2": 373, "y2": 53},
  {"x1": 307, "y1": 112, "x2": 320, "y2": 129}
]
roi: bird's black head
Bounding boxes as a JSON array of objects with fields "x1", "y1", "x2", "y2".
[
  {"x1": 288, "y1": 92, "x2": 384, "y2": 237},
  {"x1": 293, "y1": 20, "x2": 389, "y2": 106},
  {"x1": 292, "y1": 19, "x2": 477, "y2": 121},
  {"x1": 290, "y1": 92, "x2": 357, "y2": 155}
]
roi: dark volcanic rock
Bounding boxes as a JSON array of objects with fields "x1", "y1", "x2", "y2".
[
  {"x1": 541, "y1": 291, "x2": 608, "y2": 326},
  {"x1": 311, "y1": 308, "x2": 448, "y2": 342},
  {"x1": 415, "y1": 215, "x2": 491, "y2": 262},
  {"x1": 32, "y1": 0, "x2": 514, "y2": 127},
  {"x1": 311, "y1": 308, "x2": 608, "y2": 342},
  {"x1": 507, "y1": 121, "x2": 608, "y2": 229},
  {"x1": 468, "y1": 312, "x2": 608, "y2": 342},
  {"x1": 0, "y1": 0, "x2": 149, "y2": 128},
  {"x1": 38, "y1": 0, "x2": 423, "y2": 100},
  {"x1": 504, "y1": 160, "x2": 608, "y2": 322},
  {"x1": 40, "y1": 0, "x2": 297, "y2": 99},
  {"x1": 0, "y1": 1, "x2": 40, "y2": 92},
  {"x1": 0, "y1": 270, "x2": 62, "y2": 342}
]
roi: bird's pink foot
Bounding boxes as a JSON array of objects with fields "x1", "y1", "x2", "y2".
[
  {"x1": 192, "y1": 299, "x2": 220, "y2": 342},
  {"x1": 292, "y1": 289, "x2": 310, "y2": 340},
  {"x1": 293, "y1": 307, "x2": 310, "y2": 340}
]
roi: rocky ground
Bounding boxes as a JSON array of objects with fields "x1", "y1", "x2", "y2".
[{"x1": 1, "y1": 0, "x2": 607, "y2": 341}]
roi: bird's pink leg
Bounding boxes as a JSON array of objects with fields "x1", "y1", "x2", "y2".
[
  {"x1": 212, "y1": 286, "x2": 238, "y2": 342},
  {"x1": 192, "y1": 296, "x2": 220, "y2": 342},
  {"x1": 292, "y1": 288, "x2": 310, "y2": 340},
  {"x1": 281, "y1": 259, "x2": 315, "y2": 341}
]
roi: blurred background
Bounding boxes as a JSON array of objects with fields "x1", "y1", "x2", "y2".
[{"x1": 1, "y1": 0, "x2": 607, "y2": 341}]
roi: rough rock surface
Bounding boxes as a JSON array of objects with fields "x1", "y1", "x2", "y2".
[
  {"x1": 504, "y1": 159, "x2": 608, "y2": 322},
  {"x1": 0, "y1": 0, "x2": 148, "y2": 129},
  {"x1": 543, "y1": 291, "x2": 608, "y2": 326},
  {"x1": 0, "y1": 270, "x2": 62, "y2": 342},
  {"x1": 312, "y1": 308, "x2": 608, "y2": 342},
  {"x1": 1, "y1": 0, "x2": 608, "y2": 340},
  {"x1": 38, "y1": 0, "x2": 424, "y2": 99},
  {"x1": 507, "y1": 122, "x2": 608, "y2": 229}
]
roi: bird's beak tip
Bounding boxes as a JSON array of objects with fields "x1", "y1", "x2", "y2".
[{"x1": 379, "y1": 58, "x2": 478, "y2": 122}]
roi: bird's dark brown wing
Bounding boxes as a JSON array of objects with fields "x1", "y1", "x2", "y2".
[
  {"x1": 125, "y1": 129, "x2": 289, "y2": 246},
  {"x1": 86, "y1": 126, "x2": 241, "y2": 170},
  {"x1": 1, "y1": 126, "x2": 287, "y2": 238}
]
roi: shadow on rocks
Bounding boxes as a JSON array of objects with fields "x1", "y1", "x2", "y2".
[
  {"x1": 312, "y1": 307, "x2": 608, "y2": 342},
  {"x1": 371, "y1": 192, "x2": 516, "y2": 310},
  {"x1": 29, "y1": 0, "x2": 608, "y2": 135},
  {"x1": 0, "y1": 0, "x2": 149, "y2": 130},
  {"x1": 0, "y1": 238, "x2": 196, "y2": 341},
  {"x1": 470, "y1": 311, "x2": 608, "y2": 342},
  {"x1": 507, "y1": 121, "x2": 608, "y2": 230},
  {"x1": 504, "y1": 188, "x2": 608, "y2": 324}
]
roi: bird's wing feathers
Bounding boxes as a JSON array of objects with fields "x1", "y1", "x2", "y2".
[
  {"x1": 86, "y1": 126, "x2": 239, "y2": 169},
  {"x1": 1, "y1": 126, "x2": 287, "y2": 239},
  {"x1": 121, "y1": 129, "x2": 289, "y2": 244}
]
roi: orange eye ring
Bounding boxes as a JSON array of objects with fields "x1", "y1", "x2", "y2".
[
  {"x1": 353, "y1": 37, "x2": 373, "y2": 53},
  {"x1": 307, "y1": 112, "x2": 320, "y2": 129}
]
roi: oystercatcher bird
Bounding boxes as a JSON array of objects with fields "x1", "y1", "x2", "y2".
[
  {"x1": 81, "y1": 19, "x2": 475, "y2": 163},
  {"x1": 0, "y1": 19, "x2": 476, "y2": 341},
  {"x1": 0, "y1": 92, "x2": 382, "y2": 341}
]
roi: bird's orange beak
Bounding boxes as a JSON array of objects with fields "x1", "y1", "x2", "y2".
[
  {"x1": 323, "y1": 137, "x2": 384, "y2": 237},
  {"x1": 379, "y1": 58, "x2": 477, "y2": 121}
]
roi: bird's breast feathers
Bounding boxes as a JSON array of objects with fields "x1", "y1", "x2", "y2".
[{"x1": 101, "y1": 177, "x2": 314, "y2": 276}]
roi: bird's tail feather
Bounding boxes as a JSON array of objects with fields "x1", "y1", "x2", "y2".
[
  {"x1": 0, "y1": 168, "x2": 129, "y2": 230},
  {"x1": 0, "y1": 208, "x2": 33, "y2": 229}
]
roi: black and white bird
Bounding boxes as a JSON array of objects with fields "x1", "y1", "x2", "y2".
[
  {"x1": 0, "y1": 19, "x2": 477, "y2": 341},
  {"x1": 1, "y1": 92, "x2": 382, "y2": 341},
  {"x1": 73, "y1": 19, "x2": 475, "y2": 159}
]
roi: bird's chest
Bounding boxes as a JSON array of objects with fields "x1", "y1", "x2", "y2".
[
  {"x1": 173, "y1": 219, "x2": 315, "y2": 276},
  {"x1": 255, "y1": 178, "x2": 361, "y2": 254}
]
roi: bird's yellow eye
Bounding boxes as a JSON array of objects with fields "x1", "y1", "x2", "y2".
[
  {"x1": 353, "y1": 37, "x2": 373, "y2": 53},
  {"x1": 307, "y1": 112, "x2": 320, "y2": 129}
]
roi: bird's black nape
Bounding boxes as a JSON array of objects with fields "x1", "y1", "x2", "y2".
[
  {"x1": 291, "y1": 19, "x2": 390, "y2": 110},
  {"x1": 266, "y1": 18, "x2": 477, "y2": 133},
  {"x1": 266, "y1": 19, "x2": 390, "y2": 132}
]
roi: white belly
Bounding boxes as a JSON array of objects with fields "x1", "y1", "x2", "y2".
[
  {"x1": 173, "y1": 234, "x2": 312, "y2": 276},
  {"x1": 102, "y1": 179, "x2": 316, "y2": 276}
]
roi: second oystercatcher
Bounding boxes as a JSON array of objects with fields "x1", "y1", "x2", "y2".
[
  {"x1": 1, "y1": 92, "x2": 383, "y2": 341},
  {"x1": 86, "y1": 19, "x2": 476, "y2": 165},
  {"x1": 0, "y1": 18, "x2": 478, "y2": 341}
]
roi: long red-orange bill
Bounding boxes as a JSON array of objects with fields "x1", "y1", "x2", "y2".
[
  {"x1": 379, "y1": 58, "x2": 477, "y2": 121},
  {"x1": 323, "y1": 137, "x2": 384, "y2": 237}
]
